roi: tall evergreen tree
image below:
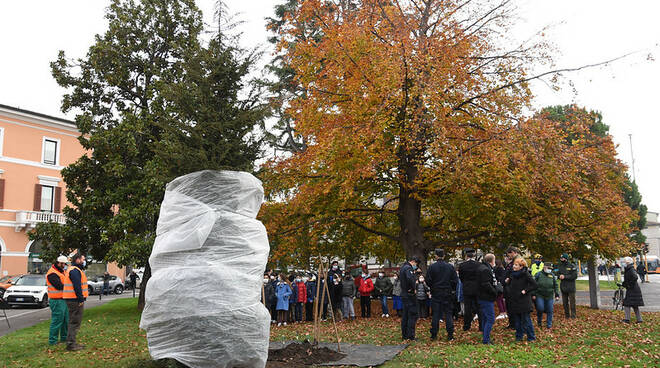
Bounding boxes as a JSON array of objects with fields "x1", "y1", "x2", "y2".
[{"x1": 30, "y1": 0, "x2": 266, "y2": 308}]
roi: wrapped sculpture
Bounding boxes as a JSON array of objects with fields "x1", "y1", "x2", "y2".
[{"x1": 140, "y1": 170, "x2": 271, "y2": 368}]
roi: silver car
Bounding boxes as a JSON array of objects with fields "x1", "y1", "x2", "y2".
[{"x1": 87, "y1": 275, "x2": 124, "y2": 295}]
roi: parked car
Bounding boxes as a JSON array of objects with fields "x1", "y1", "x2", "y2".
[
  {"x1": 0, "y1": 274, "x2": 23, "y2": 294},
  {"x1": 4, "y1": 274, "x2": 49, "y2": 308},
  {"x1": 88, "y1": 275, "x2": 124, "y2": 295}
]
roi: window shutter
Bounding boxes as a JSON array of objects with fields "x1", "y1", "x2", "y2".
[
  {"x1": 54, "y1": 187, "x2": 62, "y2": 213},
  {"x1": 0, "y1": 178, "x2": 5, "y2": 209},
  {"x1": 34, "y1": 184, "x2": 42, "y2": 211}
]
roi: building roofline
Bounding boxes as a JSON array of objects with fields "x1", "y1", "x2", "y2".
[{"x1": 0, "y1": 103, "x2": 77, "y2": 130}]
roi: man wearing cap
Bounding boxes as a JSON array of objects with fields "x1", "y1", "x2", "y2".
[
  {"x1": 399, "y1": 256, "x2": 420, "y2": 340},
  {"x1": 530, "y1": 254, "x2": 544, "y2": 277},
  {"x1": 458, "y1": 248, "x2": 482, "y2": 331},
  {"x1": 556, "y1": 253, "x2": 578, "y2": 319},
  {"x1": 46, "y1": 256, "x2": 69, "y2": 345},
  {"x1": 427, "y1": 249, "x2": 458, "y2": 341}
]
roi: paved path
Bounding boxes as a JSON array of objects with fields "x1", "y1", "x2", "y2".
[
  {"x1": 576, "y1": 274, "x2": 660, "y2": 311},
  {"x1": 0, "y1": 293, "x2": 135, "y2": 337}
]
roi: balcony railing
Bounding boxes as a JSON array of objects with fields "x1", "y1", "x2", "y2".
[{"x1": 15, "y1": 211, "x2": 66, "y2": 231}]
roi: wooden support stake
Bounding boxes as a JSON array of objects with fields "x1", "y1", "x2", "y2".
[
  {"x1": 313, "y1": 262, "x2": 322, "y2": 345},
  {"x1": 322, "y1": 264, "x2": 342, "y2": 352}
]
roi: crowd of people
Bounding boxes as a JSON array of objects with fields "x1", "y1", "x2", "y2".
[{"x1": 262, "y1": 248, "x2": 646, "y2": 344}]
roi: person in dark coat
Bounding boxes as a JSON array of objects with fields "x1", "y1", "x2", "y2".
[
  {"x1": 506, "y1": 258, "x2": 538, "y2": 342},
  {"x1": 504, "y1": 246, "x2": 521, "y2": 329},
  {"x1": 477, "y1": 254, "x2": 498, "y2": 344},
  {"x1": 556, "y1": 253, "x2": 578, "y2": 319},
  {"x1": 102, "y1": 272, "x2": 111, "y2": 295},
  {"x1": 399, "y1": 256, "x2": 421, "y2": 340},
  {"x1": 622, "y1": 257, "x2": 644, "y2": 323},
  {"x1": 636, "y1": 262, "x2": 647, "y2": 283},
  {"x1": 305, "y1": 275, "x2": 317, "y2": 321},
  {"x1": 458, "y1": 248, "x2": 482, "y2": 331},
  {"x1": 427, "y1": 248, "x2": 458, "y2": 341},
  {"x1": 374, "y1": 272, "x2": 393, "y2": 317},
  {"x1": 269, "y1": 274, "x2": 278, "y2": 323},
  {"x1": 262, "y1": 273, "x2": 276, "y2": 316}
]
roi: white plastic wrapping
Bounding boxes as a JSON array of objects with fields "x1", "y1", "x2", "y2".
[{"x1": 140, "y1": 170, "x2": 271, "y2": 368}]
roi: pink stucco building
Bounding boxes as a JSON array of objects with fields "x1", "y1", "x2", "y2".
[{"x1": 0, "y1": 104, "x2": 123, "y2": 279}]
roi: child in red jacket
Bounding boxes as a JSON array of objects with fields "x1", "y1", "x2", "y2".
[
  {"x1": 294, "y1": 276, "x2": 307, "y2": 322},
  {"x1": 358, "y1": 273, "x2": 375, "y2": 318}
]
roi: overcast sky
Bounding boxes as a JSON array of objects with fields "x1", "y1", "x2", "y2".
[{"x1": 1, "y1": 1, "x2": 658, "y2": 212}]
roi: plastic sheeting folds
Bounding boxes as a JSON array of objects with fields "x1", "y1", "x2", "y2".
[{"x1": 140, "y1": 170, "x2": 271, "y2": 368}]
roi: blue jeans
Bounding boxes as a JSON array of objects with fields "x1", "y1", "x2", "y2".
[
  {"x1": 478, "y1": 300, "x2": 495, "y2": 344},
  {"x1": 535, "y1": 297, "x2": 554, "y2": 328},
  {"x1": 380, "y1": 295, "x2": 389, "y2": 315},
  {"x1": 514, "y1": 313, "x2": 536, "y2": 341}
]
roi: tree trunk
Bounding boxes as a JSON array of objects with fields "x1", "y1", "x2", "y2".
[
  {"x1": 587, "y1": 257, "x2": 600, "y2": 309},
  {"x1": 137, "y1": 262, "x2": 151, "y2": 311},
  {"x1": 398, "y1": 183, "x2": 428, "y2": 272}
]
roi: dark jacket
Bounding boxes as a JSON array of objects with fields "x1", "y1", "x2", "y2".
[
  {"x1": 494, "y1": 266, "x2": 506, "y2": 285},
  {"x1": 263, "y1": 280, "x2": 276, "y2": 305},
  {"x1": 622, "y1": 264, "x2": 644, "y2": 307},
  {"x1": 533, "y1": 270, "x2": 559, "y2": 299},
  {"x1": 342, "y1": 279, "x2": 357, "y2": 297},
  {"x1": 103, "y1": 273, "x2": 111, "y2": 286},
  {"x1": 68, "y1": 265, "x2": 86, "y2": 303},
  {"x1": 374, "y1": 276, "x2": 393, "y2": 297},
  {"x1": 556, "y1": 260, "x2": 578, "y2": 293},
  {"x1": 416, "y1": 281, "x2": 430, "y2": 300},
  {"x1": 306, "y1": 280, "x2": 317, "y2": 303},
  {"x1": 426, "y1": 260, "x2": 457, "y2": 298},
  {"x1": 477, "y1": 263, "x2": 497, "y2": 302},
  {"x1": 330, "y1": 280, "x2": 342, "y2": 305},
  {"x1": 290, "y1": 282, "x2": 298, "y2": 305},
  {"x1": 506, "y1": 268, "x2": 538, "y2": 314},
  {"x1": 458, "y1": 259, "x2": 481, "y2": 296},
  {"x1": 399, "y1": 262, "x2": 417, "y2": 298}
]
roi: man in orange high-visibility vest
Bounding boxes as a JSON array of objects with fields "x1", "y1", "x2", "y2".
[
  {"x1": 63, "y1": 254, "x2": 89, "y2": 351},
  {"x1": 46, "y1": 255, "x2": 69, "y2": 345}
]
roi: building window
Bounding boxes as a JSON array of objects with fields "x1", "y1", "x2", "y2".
[
  {"x1": 43, "y1": 138, "x2": 58, "y2": 165},
  {"x1": 41, "y1": 185, "x2": 54, "y2": 212}
]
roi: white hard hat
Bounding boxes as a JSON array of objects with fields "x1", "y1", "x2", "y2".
[{"x1": 57, "y1": 255, "x2": 68, "y2": 263}]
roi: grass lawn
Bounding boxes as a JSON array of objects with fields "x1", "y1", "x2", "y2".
[
  {"x1": 575, "y1": 280, "x2": 618, "y2": 291},
  {"x1": 1, "y1": 298, "x2": 658, "y2": 367}
]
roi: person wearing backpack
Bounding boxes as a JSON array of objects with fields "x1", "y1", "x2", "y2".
[{"x1": 532, "y1": 263, "x2": 559, "y2": 329}]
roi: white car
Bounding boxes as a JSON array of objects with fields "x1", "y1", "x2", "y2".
[{"x1": 4, "y1": 274, "x2": 49, "y2": 308}]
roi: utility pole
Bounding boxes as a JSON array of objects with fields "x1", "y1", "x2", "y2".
[{"x1": 629, "y1": 134, "x2": 636, "y2": 182}]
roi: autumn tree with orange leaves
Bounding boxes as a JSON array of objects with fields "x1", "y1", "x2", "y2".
[{"x1": 260, "y1": 0, "x2": 636, "y2": 268}]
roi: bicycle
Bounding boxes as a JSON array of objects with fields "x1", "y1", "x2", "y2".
[{"x1": 612, "y1": 283, "x2": 624, "y2": 310}]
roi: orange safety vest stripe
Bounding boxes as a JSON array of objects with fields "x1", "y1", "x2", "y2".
[
  {"x1": 63, "y1": 265, "x2": 89, "y2": 299},
  {"x1": 45, "y1": 266, "x2": 66, "y2": 299}
]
